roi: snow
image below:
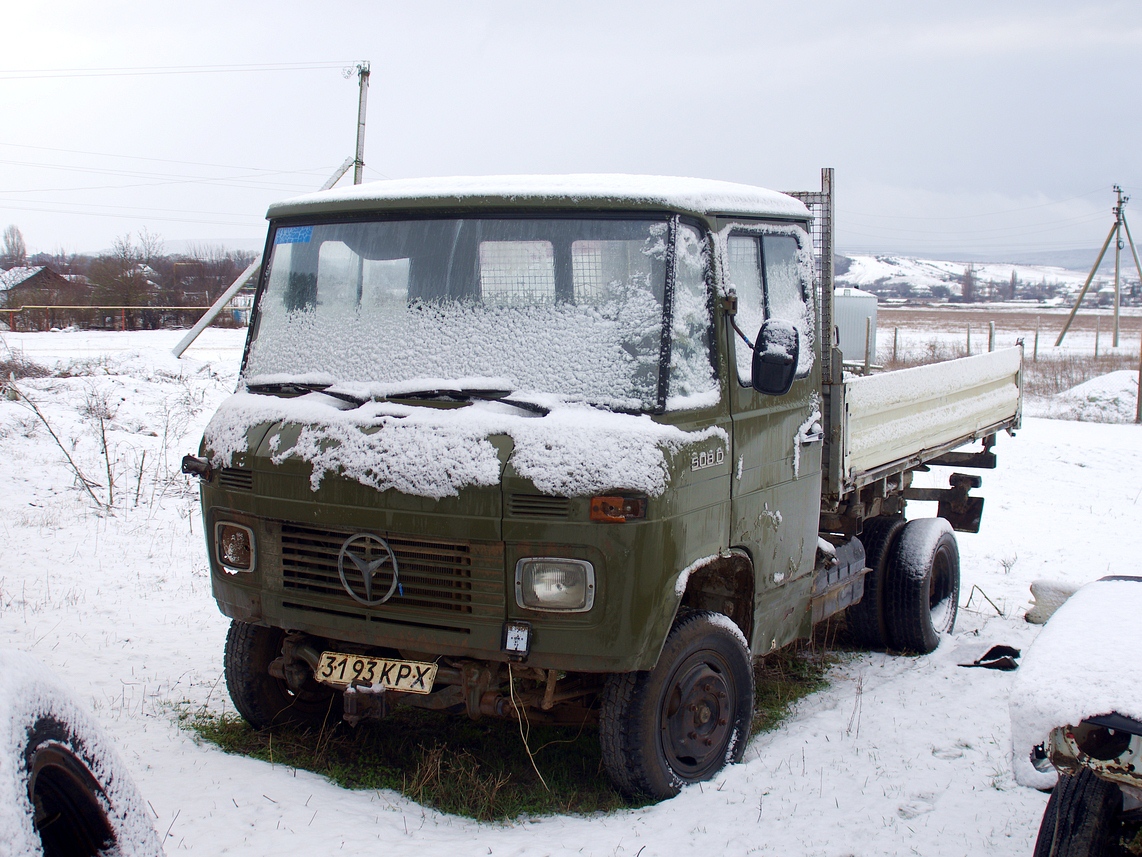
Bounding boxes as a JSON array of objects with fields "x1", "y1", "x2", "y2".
[
  {"x1": 1023, "y1": 579, "x2": 1082, "y2": 625},
  {"x1": 1010, "y1": 578, "x2": 1142, "y2": 790},
  {"x1": 205, "y1": 392, "x2": 729, "y2": 499},
  {"x1": 0, "y1": 649, "x2": 162, "y2": 857},
  {"x1": 1025, "y1": 369, "x2": 1140, "y2": 423},
  {"x1": 0, "y1": 328, "x2": 1138, "y2": 855},
  {"x1": 268, "y1": 174, "x2": 811, "y2": 220},
  {"x1": 837, "y1": 255, "x2": 1091, "y2": 298}
]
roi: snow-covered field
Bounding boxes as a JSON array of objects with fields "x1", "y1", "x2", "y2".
[{"x1": 0, "y1": 328, "x2": 1138, "y2": 855}]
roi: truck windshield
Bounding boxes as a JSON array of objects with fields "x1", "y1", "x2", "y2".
[{"x1": 244, "y1": 216, "x2": 715, "y2": 411}]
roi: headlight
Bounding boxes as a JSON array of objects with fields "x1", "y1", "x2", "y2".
[
  {"x1": 515, "y1": 558, "x2": 595, "y2": 612},
  {"x1": 216, "y1": 522, "x2": 255, "y2": 572}
]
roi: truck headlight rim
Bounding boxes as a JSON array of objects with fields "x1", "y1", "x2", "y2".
[
  {"x1": 215, "y1": 521, "x2": 256, "y2": 572},
  {"x1": 514, "y1": 557, "x2": 595, "y2": 613}
]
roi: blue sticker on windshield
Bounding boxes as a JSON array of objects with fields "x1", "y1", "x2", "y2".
[{"x1": 274, "y1": 225, "x2": 313, "y2": 245}]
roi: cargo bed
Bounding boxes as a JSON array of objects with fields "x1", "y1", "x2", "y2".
[{"x1": 823, "y1": 346, "x2": 1023, "y2": 499}]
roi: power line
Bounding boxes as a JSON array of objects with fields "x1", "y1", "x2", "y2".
[
  {"x1": 838, "y1": 186, "x2": 1110, "y2": 221},
  {"x1": 0, "y1": 140, "x2": 335, "y2": 177},
  {"x1": 0, "y1": 201, "x2": 260, "y2": 228},
  {"x1": 0, "y1": 61, "x2": 357, "y2": 81}
]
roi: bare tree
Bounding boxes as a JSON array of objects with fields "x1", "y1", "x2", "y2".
[
  {"x1": 2, "y1": 225, "x2": 27, "y2": 268},
  {"x1": 90, "y1": 234, "x2": 154, "y2": 328},
  {"x1": 960, "y1": 263, "x2": 977, "y2": 303}
]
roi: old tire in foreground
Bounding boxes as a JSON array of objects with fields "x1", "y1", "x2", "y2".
[
  {"x1": 599, "y1": 611, "x2": 754, "y2": 799},
  {"x1": 884, "y1": 517, "x2": 960, "y2": 654},
  {"x1": 224, "y1": 620, "x2": 342, "y2": 730},
  {"x1": 1033, "y1": 768, "x2": 1124, "y2": 857},
  {"x1": 846, "y1": 515, "x2": 906, "y2": 649},
  {"x1": 0, "y1": 649, "x2": 161, "y2": 857}
]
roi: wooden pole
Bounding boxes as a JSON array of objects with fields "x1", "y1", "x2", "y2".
[
  {"x1": 966, "y1": 324, "x2": 971, "y2": 356},
  {"x1": 1034, "y1": 316, "x2": 1040, "y2": 362},
  {"x1": 988, "y1": 321, "x2": 995, "y2": 352},
  {"x1": 893, "y1": 327, "x2": 898, "y2": 363},
  {"x1": 863, "y1": 316, "x2": 872, "y2": 374},
  {"x1": 1056, "y1": 220, "x2": 1118, "y2": 346},
  {"x1": 1095, "y1": 316, "x2": 1100, "y2": 359}
]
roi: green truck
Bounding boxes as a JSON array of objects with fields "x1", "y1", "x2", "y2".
[{"x1": 184, "y1": 169, "x2": 1023, "y2": 798}]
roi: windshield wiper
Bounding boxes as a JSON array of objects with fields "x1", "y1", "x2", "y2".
[
  {"x1": 390, "y1": 388, "x2": 549, "y2": 415},
  {"x1": 245, "y1": 381, "x2": 370, "y2": 406}
]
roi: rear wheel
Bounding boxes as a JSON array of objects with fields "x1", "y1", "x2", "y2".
[
  {"x1": 224, "y1": 621, "x2": 341, "y2": 730},
  {"x1": 846, "y1": 516, "x2": 906, "y2": 649},
  {"x1": 1033, "y1": 768, "x2": 1123, "y2": 857},
  {"x1": 884, "y1": 518, "x2": 960, "y2": 654},
  {"x1": 599, "y1": 611, "x2": 754, "y2": 799}
]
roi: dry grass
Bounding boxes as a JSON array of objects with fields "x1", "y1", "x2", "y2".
[{"x1": 878, "y1": 340, "x2": 1137, "y2": 399}]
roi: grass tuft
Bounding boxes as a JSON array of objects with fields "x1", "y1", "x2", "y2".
[
  {"x1": 183, "y1": 639, "x2": 838, "y2": 820},
  {"x1": 183, "y1": 706, "x2": 639, "y2": 821}
]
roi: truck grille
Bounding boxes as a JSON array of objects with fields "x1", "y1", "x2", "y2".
[
  {"x1": 218, "y1": 468, "x2": 253, "y2": 491},
  {"x1": 279, "y1": 523, "x2": 504, "y2": 619},
  {"x1": 508, "y1": 493, "x2": 571, "y2": 518}
]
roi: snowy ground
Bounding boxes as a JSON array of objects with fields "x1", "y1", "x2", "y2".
[{"x1": 0, "y1": 328, "x2": 1138, "y2": 855}]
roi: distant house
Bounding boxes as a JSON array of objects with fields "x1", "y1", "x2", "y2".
[
  {"x1": 0, "y1": 265, "x2": 92, "y2": 329},
  {"x1": 0, "y1": 266, "x2": 85, "y2": 307}
]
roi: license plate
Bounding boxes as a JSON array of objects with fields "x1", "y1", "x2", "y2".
[{"x1": 315, "y1": 651, "x2": 438, "y2": 694}]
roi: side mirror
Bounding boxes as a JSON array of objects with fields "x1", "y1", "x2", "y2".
[{"x1": 752, "y1": 318, "x2": 800, "y2": 396}]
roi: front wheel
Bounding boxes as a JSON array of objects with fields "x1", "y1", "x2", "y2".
[
  {"x1": 224, "y1": 621, "x2": 341, "y2": 730},
  {"x1": 599, "y1": 611, "x2": 754, "y2": 799},
  {"x1": 1033, "y1": 768, "x2": 1124, "y2": 857},
  {"x1": 884, "y1": 517, "x2": 960, "y2": 654}
]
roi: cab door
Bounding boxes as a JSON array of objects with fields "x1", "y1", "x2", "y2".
[{"x1": 724, "y1": 226, "x2": 823, "y2": 654}]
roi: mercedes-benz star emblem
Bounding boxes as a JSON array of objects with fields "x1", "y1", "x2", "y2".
[{"x1": 337, "y1": 533, "x2": 401, "y2": 607}]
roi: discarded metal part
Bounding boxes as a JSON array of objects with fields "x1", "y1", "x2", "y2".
[{"x1": 958, "y1": 644, "x2": 1020, "y2": 671}]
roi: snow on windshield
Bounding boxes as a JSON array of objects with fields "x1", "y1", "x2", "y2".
[{"x1": 244, "y1": 217, "x2": 715, "y2": 412}]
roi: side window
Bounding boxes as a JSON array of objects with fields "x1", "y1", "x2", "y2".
[
  {"x1": 726, "y1": 231, "x2": 812, "y2": 386},
  {"x1": 667, "y1": 224, "x2": 716, "y2": 406}
]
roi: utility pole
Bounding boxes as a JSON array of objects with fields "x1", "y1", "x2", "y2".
[
  {"x1": 1057, "y1": 186, "x2": 1138, "y2": 347},
  {"x1": 353, "y1": 61, "x2": 370, "y2": 185},
  {"x1": 172, "y1": 61, "x2": 373, "y2": 358}
]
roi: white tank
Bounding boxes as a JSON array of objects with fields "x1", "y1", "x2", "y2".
[{"x1": 833, "y1": 287, "x2": 878, "y2": 364}]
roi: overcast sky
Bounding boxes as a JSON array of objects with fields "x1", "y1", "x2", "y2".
[{"x1": 3, "y1": 0, "x2": 1141, "y2": 260}]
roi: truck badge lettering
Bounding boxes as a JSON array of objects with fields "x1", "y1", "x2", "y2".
[{"x1": 691, "y1": 447, "x2": 726, "y2": 471}]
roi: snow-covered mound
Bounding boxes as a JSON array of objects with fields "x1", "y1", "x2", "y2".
[
  {"x1": 1010, "y1": 577, "x2": 1142, "y2": 789},
  {"x1": 1025, "y1": 370, "x2": 1139, "y2": 423},
  {"x1": 837, "y1": 254, "x2": 1087, "y2": 298}
]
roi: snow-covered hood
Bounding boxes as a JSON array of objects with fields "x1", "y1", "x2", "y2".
[
  {"x1": 1010, "y1": 576, "x2": 1142, "y2": 788},
  {"x1": 203, "y1": 391, "x2": 727, "y2": 500}
]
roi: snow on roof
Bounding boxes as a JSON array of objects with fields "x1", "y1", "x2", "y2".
[
  {"x1": 0, "y1": 266, "x2": 44, "y2": 292},
  {"x1": 267, "y1": 174, "x2": 811, "y2": 220},
  {"x1": 1010, "y1": 576, "x2": 1142, "y2": 788}
]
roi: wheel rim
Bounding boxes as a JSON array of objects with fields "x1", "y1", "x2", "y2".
[
  {"x1": 29, "y1": 743, "x2": 115, "y2": 857},
  {"x1": 929, "y1": 547, "x2": 956, "y2": 632},
  {"x1": 659, "y1": 652, "x2": 737, "y2": 781}
]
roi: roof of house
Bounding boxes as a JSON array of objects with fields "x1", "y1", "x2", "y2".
[{"x1": 0, "y1": 267, "x2": 45, "y2": 292}]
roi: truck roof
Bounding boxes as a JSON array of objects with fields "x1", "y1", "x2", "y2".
[{"x1": 266, "y1": 174, "x2": 812, "y2": 221}]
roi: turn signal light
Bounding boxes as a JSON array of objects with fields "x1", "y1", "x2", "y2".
[{"x1": 590, "y1": 495, "x2": 647, "y2": 523}]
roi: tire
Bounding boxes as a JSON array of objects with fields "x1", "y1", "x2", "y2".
[
  {"x1": 599, "y1": 611, "x2": 754, "y2": 799},
  {"x1": 884, "y1": 518, "x2": 960, "y2": 654},
  {"x1": 0, "y1": 650, "x2": 162, "y2": 857},
  {"x1": 26, "y1": 717, "x2": 116, "y2": 857},
  {"x1": 846, "y1": 516, "x2": 906, "y2": 649},
  {"x1": 1033, "y1": 768, "x2": 1123, "y2": 857},
  {"x1": 224, "y1": 621, "x2": 342, "y2": 730}
]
